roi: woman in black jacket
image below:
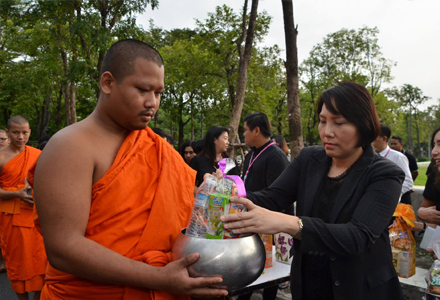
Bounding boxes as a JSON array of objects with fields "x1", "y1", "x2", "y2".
[{"x1": 222, "y1": 82, "x2": 405, "y2": 300}]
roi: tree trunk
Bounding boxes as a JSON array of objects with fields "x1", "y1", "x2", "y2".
[
  {"x1": 228, "y1": 0, "x2": 259, "y2": 156},
  {"x1": 55, "y1": 84, "x2": 63, "y2": 131},
  {"x1": 69, "y1": 81, "x2": 77, "y2": 124},
  {"x1": 282, "y1": 0, "x2": 303, "y2": 159}
]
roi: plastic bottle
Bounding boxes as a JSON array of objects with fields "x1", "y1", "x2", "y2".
[{"x1": 186, "y1": 177, "x2": 217, "y2": 238}]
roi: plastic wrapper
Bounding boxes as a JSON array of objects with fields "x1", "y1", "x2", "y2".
[
  {"x1": 389, "y1": 203, "x2": 416, "y2": 278},
  {"x1": 186, "y1": 158, "x2": 247, "y2": 239}
]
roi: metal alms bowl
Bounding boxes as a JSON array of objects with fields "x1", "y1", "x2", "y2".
[{"x1": 171, "y1": 229, "x2": 266, "y2": 290}]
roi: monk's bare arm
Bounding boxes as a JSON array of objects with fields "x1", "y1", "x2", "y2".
[{"x1": 34, "y1": 132, "x2": 226, "y2": 297}]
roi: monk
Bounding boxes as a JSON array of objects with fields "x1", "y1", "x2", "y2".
[
  {"x1": 33, "y1": 39, "x2": 227, "y2": 299},
  {"x1": 0, "y1": 128, "x2": 8, "y2": 273},
  {"x1": 0, "y1": 116, "x2": 46, "y2": 300}
]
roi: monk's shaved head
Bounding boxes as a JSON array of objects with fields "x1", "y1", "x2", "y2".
[
  {"x1": 0, "y1": 129, "x2": 6, "y2": 134},
  {"x1": 7, "y1": 115, "x2": 29, "y2": 129},
  {"x1": 100, "y1": 39, "x2": 163, "y2": 84}
]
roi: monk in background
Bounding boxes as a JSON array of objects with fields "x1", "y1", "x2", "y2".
[
  {"x1": 0, "y1": 128, "x2": 9, "y2": 273},
  {"x1": 0, "y1": 116, "x2": 46, "y2": 300},
  {"x1": 33, "y1": 39, "x2": 227, "y2": 300}
]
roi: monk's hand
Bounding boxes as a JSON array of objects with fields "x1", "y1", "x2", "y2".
[
  {"x1": 18, "y1": 187, "x2": 34, "y2": 205},
  {"x1": 160, "y1": 253, "x2": 228, "y2": 297},
  {"x1": 220, "y1": 196, "x2": 295, "y2": 235}
]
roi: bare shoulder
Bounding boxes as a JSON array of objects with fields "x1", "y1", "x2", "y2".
[
  {"x1": 36, "y1": 120, "x2": 100, "y2": 186},
  {"x1": 39, "y1": 121, "x2": 97, "y2": 165}
]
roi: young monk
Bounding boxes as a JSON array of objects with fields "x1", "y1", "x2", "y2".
[
  {"x1": 33, "y1": 39, "x2": 227, "y2": 299},
  {"x1": 0, "y1": 116, "x2": 46, "y2": 300}
]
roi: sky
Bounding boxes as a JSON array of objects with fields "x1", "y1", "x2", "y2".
[{"x1": 136, "y1": 0, "x2": 440, "y2": 109}]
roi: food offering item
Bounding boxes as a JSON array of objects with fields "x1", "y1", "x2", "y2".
[
  {"x1": 186, "y1": 178, "x2": 216, "y2": 238},
  {"x1": 206, "y1": 194, "x2": 230, "y2": 239},
  {"x1": 260, "y1": 234, "x2": 273, "y2": 268},
  {"x1": 427, "y1": 260, "x2": 440, "y2": 295},
  {"x1": 224, "y1": 202, "x2": 246, "y2": 239},
  {"x1": 389, "y1": 203, "x2": 416, "y2": 278},
  {"x1": 185, "y1": 158, "x2": 247, "y2": 239}
]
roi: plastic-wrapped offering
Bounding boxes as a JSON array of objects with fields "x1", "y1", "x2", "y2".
[
  {"x1": 426, "y1": 243, "x2": 440, "y2": 296},
  {"x1": 186, "y1": 158, "x2": 247, "y2": 239},
  {"x1": 389, "y1": 203, "x2": 416, "y2": 278},
  {"x1": 186, "y1": 178, "x2": 216, "y2": 238}
]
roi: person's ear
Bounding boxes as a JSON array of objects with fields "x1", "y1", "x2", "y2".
[
  {"x1": 254, "y1": 126, "x2": 261, "y2": 136},
  {"x1": 100, "y1": 71, "x2": 115, "y2": 95}
]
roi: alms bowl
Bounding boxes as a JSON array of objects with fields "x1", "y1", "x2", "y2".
[{"x1": 171, "y1": 229, "x2": 266, "y2": 290}]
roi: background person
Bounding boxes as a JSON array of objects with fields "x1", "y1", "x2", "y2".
[
  {"x1": 271, "y1": 134, "x2": 290, "y2": 161},
  {"x1": 417, "y1": 128, "x2": 440, "y2": 226},
  {"x1": 0, "y1": 128, "x2": 10, "y2": 274},
  {"x1": 239, "y1": 112, "x2": 290, "y2": 300},
  {"x1": 179, "y1": 141, "x2": 196, "y2": 164},
  {"x1": 0, "y1": 116, "x2": 46, "y2": 300},
  {"x1": 390, "y1": 135, "x2": 419, "y2": 181},
  {"x1": 221, "y1": 82, "x2": 405, "y2": 300},
  {"x1": 190, "y1": 125, "x2": 240, "y2": 187},
  {"x1": 0, "y1": 129, "x2": 9, "y2": 149},
  {"x1": 371, "y1": 124, "x2": 413, "y2": 205}
]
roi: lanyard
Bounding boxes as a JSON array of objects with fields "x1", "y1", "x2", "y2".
[
  {"x1": 384, "y1": 148, "x2": 391, "y2": 158},
  {"x1": 244, "y1": 142, "x2": 276, "y2": 182}
]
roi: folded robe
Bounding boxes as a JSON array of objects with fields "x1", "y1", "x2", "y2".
[
  {"x1": 0, "y1": 145, "x2": 46, "y2": 293},
  {"x1": 39, "y1": 127, "x2": 196, "y2": 300}
]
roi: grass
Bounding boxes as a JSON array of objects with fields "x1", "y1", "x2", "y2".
[{"x1": 414, "y1": 166, "x2": 427, "y2": 187}]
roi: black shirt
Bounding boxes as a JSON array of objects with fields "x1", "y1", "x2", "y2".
[
  {"x1": 242, "y1": 141, "x2": 289, "y2": 193},
  {"x1": 402, "y1": 150, "x2": 418, "y2": 173},
  {"x1": 423, "y1": 172, "x2": 440, "y2": 210},
  {"x1": 302, "y1": 169, "x2": 350, "y2": 300},
  {"x1": 190, "y1": 155, "x2": 240, "y2": 187}
]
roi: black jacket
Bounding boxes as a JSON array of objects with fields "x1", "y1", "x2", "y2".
[{"x1": 248, "y1": 145, "x2": 405, "y2": 300}]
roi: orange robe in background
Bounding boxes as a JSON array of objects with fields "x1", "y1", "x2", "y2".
[
  {"x1": 0, "y1": 145, "x2": 47, "y2": 293},
  {"x1": 39, "y1": 127, "x2": 196, "y2": 300}
]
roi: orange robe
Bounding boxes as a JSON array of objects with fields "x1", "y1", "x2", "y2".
[
  {"x1": 39, "y1": 127, "x2": 196, "y2": 300},
  {"x1": 0, "y1": 145, "x2": 47, "y2": 293}
]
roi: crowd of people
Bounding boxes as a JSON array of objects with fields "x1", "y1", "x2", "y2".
[{"x1": 0, "y1": 39, "x2": 439, "y2": 300}]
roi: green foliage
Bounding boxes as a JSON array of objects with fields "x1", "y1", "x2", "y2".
[
  {"x1": 299, "y1": 26, "x2": 396, "y2": 145},
  {"x1": 414, "y1": 166, "x2": 427, "y2": 187}
]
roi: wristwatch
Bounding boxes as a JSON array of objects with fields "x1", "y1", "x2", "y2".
[{"x1": 293, "y1": 218, "x2": 303, "y2": 240}]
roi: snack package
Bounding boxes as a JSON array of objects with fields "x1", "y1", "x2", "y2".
[
  {"x1": 426, "y1": 243, "x2": 440, "y2": 295},
  {"x1": 186, "y1": 158, "x2": 247, "y2": 239},
  {"x1": 389, "y1": 203, "x2": 416, "y2": 278},
  {"x1": 261, "y1": 234, "x2": 273, "y2": 268}
]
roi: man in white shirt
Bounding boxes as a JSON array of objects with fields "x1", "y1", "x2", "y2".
[{"x1": 371, "y1": 124, "x2": 413, "y2": 204}]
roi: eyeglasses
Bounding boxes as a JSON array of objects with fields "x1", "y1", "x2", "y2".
[{"x1": 0, "y1": 138, "x2": 8, "y2": 141}]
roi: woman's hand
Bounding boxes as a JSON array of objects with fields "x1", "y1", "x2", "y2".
[
  {"x1": 220, "y1": 196, "x2": 299, "y2": 236},
  {"x1": 203, "y1": 169, "x2": 223, "y2": 181},
  {"x1": 418, "y1": 206, "x2": 440, "y2": 225}
]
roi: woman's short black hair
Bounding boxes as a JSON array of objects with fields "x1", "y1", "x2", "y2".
[
  {"x1": 316, "y1": 81, "x2": 380, "y2": 148},
  {"x1": 199, "y1": 126, "x2": 229, "y2": 167}
]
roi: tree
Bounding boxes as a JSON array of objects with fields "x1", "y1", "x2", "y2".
[
  {"x1": 387, "y1": 84, "x2": 430, "y2": 155},
  {"x1": 299, "y1": 26, "x2": 395, "y2": 144},
  {"x1": 282, "y1": 0, "x2": 303, "y2": 159},
  {"x1": 228, "y1": 0, "x2": 259, "y2": 151}
]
